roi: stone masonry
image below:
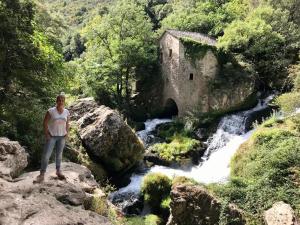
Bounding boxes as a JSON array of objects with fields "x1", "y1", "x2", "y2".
[{"x1": 159, "y1": 30, "x2": 219, "y2": 117}]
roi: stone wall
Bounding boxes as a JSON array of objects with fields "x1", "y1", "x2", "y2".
[
  {"x1": 160, "y1": 32, "x2": 219, "y2": 116},
  {"x1": 160, "y1": 32, "x2": 254, "y2": 117}
]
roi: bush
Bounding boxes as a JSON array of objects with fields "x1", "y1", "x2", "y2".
[
  {"x1": 210, "y1": 116, "x2": 300, "y2": 223},
  {"x1": 172, "y1": 176, "x2": 198, "y2": 187},
  {"x1": 275, "y1": 92, "x2": 300, "y2": 114},
  {"x1": 150, "y1": 134, "x2": 201, "y2": 162},
  {"x1": 125, "y1": 214, "x2": 162, "y2": 225},
  {"x1": 141, "y1": 173, "x2": 172, "y2": 212},
  {"x1": 144, "y1": 214, "x2": 163, "y2": 225},
  {"x1": 156, "y1": 121, "x2": 185, "y2": 141}
]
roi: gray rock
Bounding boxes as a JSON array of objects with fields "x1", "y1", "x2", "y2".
[
  {"x1": 0, "y1": 137, "x2": 28, "y2": 180},
  {"x1": 0, "y1": 162, "x2": 112, "y2": 225},
  {"x1": 167, "y1": 184, "x2": 245, "y2": 225},
  {"x1": 77, "y1": 104, "x2": 144, "y2": 173},
  {"x1": 68, "y1": 97, "x2": 98, "y2": 121},
  {"x1": 264, "y1": 201, "x2": 299, "y2": 225}
]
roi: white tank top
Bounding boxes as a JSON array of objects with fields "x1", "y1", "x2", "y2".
[{"x1": 47, "y1": 107, "x2": 70, "y2": 136}]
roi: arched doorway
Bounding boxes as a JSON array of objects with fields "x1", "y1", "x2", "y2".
[{"x1": 163, "y1": 98, "x2": 179, "y2": 118}]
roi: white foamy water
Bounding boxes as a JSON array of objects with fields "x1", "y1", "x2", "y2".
[
  {"x1": 111, "y1": 95, "x2": 274, "y2": 200},
  {"x1": 137, "y1": 118, "x2": 172, "y2": 144}
]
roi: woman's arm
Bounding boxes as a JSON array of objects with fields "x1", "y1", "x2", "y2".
[{"x1": 66, "y1": 116, "x2": 70, "y2": 137}]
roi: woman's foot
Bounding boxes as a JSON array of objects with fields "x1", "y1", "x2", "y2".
[
  {"x1": 33, "y1": 173, "x2": 45, "y2": 184},
  {"x1": 56, "y1": 171, "x2": 66, "y2": 180}
]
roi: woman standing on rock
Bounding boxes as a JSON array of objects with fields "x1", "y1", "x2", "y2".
[{"x1": 35, "y1": 92, "x2": 70, "y2": 183}]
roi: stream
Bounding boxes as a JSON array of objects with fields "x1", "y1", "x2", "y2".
[{"x1": 109, "y1": 95, "x2": 274, "y2": 214}]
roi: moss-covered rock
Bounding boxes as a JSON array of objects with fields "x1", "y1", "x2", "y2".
[
  {"x1": 65, "y1": 124, "x2": 108, "y2": 182},
  {"x1": 69, "y1": 98, "x2": 145, "y2": 175},
  {"x1": 141, "y1": 172, "x2": 172, "y2": 213},
  {"x1": 167, "y1": 184, "x2": 246, "y2": 225},
  {"x1": 148, "y1": 134, "x2": 202, "y2": 165}
]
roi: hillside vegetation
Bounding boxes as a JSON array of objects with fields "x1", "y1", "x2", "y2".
[{"x1": 0, "y1": 0, "x2": 300, "y2": 223}]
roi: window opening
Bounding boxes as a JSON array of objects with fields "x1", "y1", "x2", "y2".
[{"x1": 189, "y1": 73, "x2": 194, "y2": 80}]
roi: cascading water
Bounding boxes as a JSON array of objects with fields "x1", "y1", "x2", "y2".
[
  {"x1": 109, "y1": 95, "x2": 274, "y2": 213},
  {"x1": 137, "y1": 118, "x2": 172, "y2": 147}
]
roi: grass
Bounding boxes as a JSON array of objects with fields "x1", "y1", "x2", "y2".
[
  {"x1": 125, "y1": 214, "x2": 162, "y2": 225},
  {"x1": 150, "y1": 134, "x2": 201, "y2": 162},
  {"x1": 208, "y1": 113, "x2": 300, "y2": 224},
  {"x1": 141, "y1": 173, "x2": 172, "y2": 213}
]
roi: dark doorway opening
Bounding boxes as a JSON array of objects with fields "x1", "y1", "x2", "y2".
[{"x1": 162, "y1": 98, "x2": 178, "y2": 118}]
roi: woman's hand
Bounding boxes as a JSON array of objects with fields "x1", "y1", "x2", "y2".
[
  {"x1": 45, "y1": 132, "x2": 51, "y2": 141},
  {"x1": 64, "y1": 133, "x2": 69, "y2": 139}
]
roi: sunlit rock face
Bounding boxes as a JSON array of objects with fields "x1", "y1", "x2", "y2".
[
  {"x1": 264, "y1": 202, "x2": 300, "y2": 225},
  {"x1": 70, "y1": 98, "x2": 144, "y2": 174},
  {"x1": 0, "y1": 137, "x2": 28, "y2": 180},
  {"x1": 0, "y1": 138, "x2": 111, "y2": 225},
  {"x1": 167, "y1": 184, "x2": 246, "y2": 225}
]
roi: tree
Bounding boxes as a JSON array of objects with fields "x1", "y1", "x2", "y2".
[
  {"x1": 82, "y1": 0, "x2": 156, "y2": 110},
  {"x1": 160, "y1": 0, "x2": 248, "y2": 37},
  {"x1": 0, "y1": 0, "x2": 65, "y2": 166},
  {"x1": 0, "y1": 0, "x2": 63, "y2": 103},
  {"x1": 218, "y1": 5, "x2": 300, "y2": 88}
]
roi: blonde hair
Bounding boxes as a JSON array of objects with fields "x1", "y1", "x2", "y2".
[{"x1": 56, "y1": 92, "x2": 66, "y2": 102}]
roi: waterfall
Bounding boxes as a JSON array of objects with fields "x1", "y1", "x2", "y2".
[{"x1": 109, "y1": 95, "x2": 274, "y2": 212}]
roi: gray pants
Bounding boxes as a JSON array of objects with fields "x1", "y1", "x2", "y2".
[{"x1": 40, "y1": 136, "x2": 65, "y2": 173}]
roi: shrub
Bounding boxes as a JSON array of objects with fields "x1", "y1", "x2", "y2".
[
  {"x1": 144, "y1": 214, "x2": 163, "y2": 225},
  {"x1": 212, "y1": 116, "x2": 300, "y2": 223},
  {"x1": 125, "y1": 215, "x2": 162, "y2": 225},
  {"x1": 150, "y1": 134, "x2": 200, "y2": 162},
  {"x1": 141, "y1": 173, "x2": 172, "y2": 212},
  {"x1": 275, "y1": 92, "x2": 300, "y2": 114},
  {"x1": 172, "y1": 176, "x2": 198, "y2": 187}
]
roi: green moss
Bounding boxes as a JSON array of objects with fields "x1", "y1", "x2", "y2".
[
  {"x1": 156, "y1": 121, "x2": 185, "y2": 141},
  {"x1": 125, "y1": 215, "x2": 162, "y2": 225},
  {"x1": 172, "y1": 176, "x2": 198, "y2": 187},
  {"x1": 150, "y1": 134, "x2": 201, "y2": 162},
  {"x1": 141, "y1": 173, "x2": 172, "y2": 212},
  {"x1": 260, "y1": 113, "x2": 284, "y2": 128},
  {"x1": 160, "y1": 197, "x2": 171, "y2": 210},
  {"x1": 144, "y1": 214, "x2": 163, "y2": 225},
  {"x1": 65, "y1": 124, "x2": 107, "y2": 182},
  {"x1": 85, "y1": 195, "x2": 108, "y2": 216},
  {"x1": 180, "y1": 37, "x2": 217, "y2": 63},
  {"x1": 275, "y1": 92, "x2": 300, "y2": 114},
  {"x1": 209, "y1": 114, "x2": 300, "y2": 223}
]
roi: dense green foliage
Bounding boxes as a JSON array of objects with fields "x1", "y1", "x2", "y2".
[
  {"x1": 209, "y1": 113, "x2": 300, "y2": 224},
  {"x1": 150, "y1": 135, "x2": 201, "y2": 163},
  {"x1": 141, "y1": 173, "x2": 172, "y2": 213},
  {"x1": 125, "y1": 214, "x2": 162, "y2": 225},
  {"x1": 0, "y1": 0, "x2": 67, "y2": 165},
  {"x1": 150, "y1": 121, "x2": 202, "y2": 163},
  {"x1": 160, "y1": 0, "x2": 300, "y2": 89},
  {"x1": 76, "y1": 0, "x2": 156, "y2": 111}
]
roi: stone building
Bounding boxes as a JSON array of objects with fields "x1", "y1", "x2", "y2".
[{"x1": 159, "y1": 30, "x2": 254, "y2": 117}]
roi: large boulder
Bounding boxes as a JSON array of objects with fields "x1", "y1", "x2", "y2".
[
  {"x1": 0, "y1": 162, "x2": 112, "y2": 225},
  {"x1": 69, "y1": 99, "x2": 144, "y2": 174},
  {"x1": 264, "y1": 201, "x2": 299, "y2": 225},
  {"x1": 68, "y1": 97, "x2": 98, "y2": 121},
  {"x1": 0, "y1": 137, "x2": 28, "y2": 180},
  {"x1": 167, "y1": 184, "x2": 245, "y2": 225}
]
